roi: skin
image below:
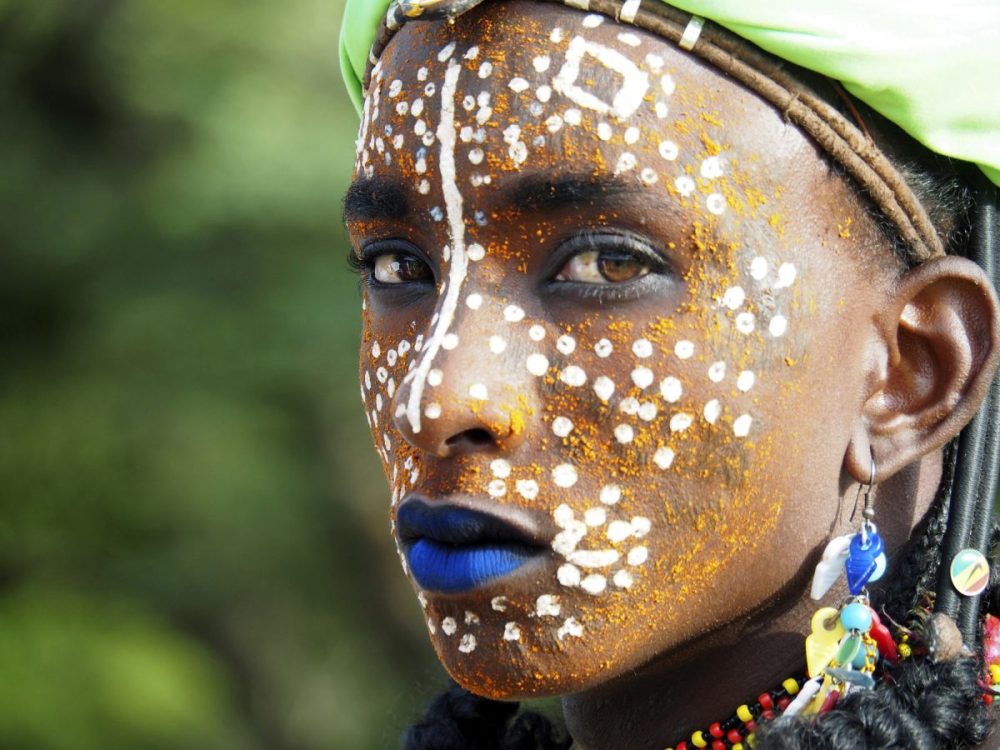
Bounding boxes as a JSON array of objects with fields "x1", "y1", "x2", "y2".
[{"x1": 344, "y1": 2, "x2": 1000, "y2": 747}]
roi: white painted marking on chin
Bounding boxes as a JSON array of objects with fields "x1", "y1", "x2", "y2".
[
  {"x1": 536, "y1": 594, "x2": 561, "y2": 617},
  {"x1": 489, "y1": 335, "x2": 507, "y2": 354},
  {"x1": 442, "y1": 617, "x2": 457, "y2": 635},
  {"x1": 558, "y1": 563, "x2": 581, "y2": 586},
  {"x1": 613, "y1": 569, "x2": 634, "y2": 588},
  {"x1": 458, "y1": 633, "x2": 477, "y2": 653},
  {"x1": 503, "y1": 622, "x2": 521, "y2": 641},
  {"x1": 581, "y1": 574, "x2": 607, "y2": 594},
  {"x1": 606, "y1": 520, "x2": 632, "y2": 543},
  {"x1": 582, "y1": 13, "x2": 603, "y2": 27},
  {"x1": 736, "y1": 312, "x2": 756, "y2": 334},
  {"x1": 487, "y1": 479, "x2": 506, "y2": 497},
  {"x1": 491, "y1": 596, "x2": 508, "y2": 612},
  {"x1": 469, "y1": 383, "x2": 488, "y2": 400},
  {"x1": 737, "y1": 370, "x2": 756, "y2": 392},
  {"x1": 425, "y1": 403, "x2": 442, "y2": 419},
  {"x1": 529, "y1": 324, "x2": 546, "y2": 341},
  {"x1": 627, "y1": 546, "x2": 648, "y2": 565},
  {"x1": 465, "y1": 610, "x2": 480, "y2": 625},
  {"x1": 632, "y1": 338, "x2": 653, "y2": 358},
  {"x1": 706, "y1": 193, "x2": 726, "y2": 215},
  {"x1": 490, "y1": 458, "x2": 511, "y2": 478},
  {"x1": 557, "y1": 617, "x2": 583, "y2": 639},
  {"x1": 584, "y1": 507, "x2": 607, "y2": 526},
  {"x1": 708, "y1": 361, "x2": 726, "y2": 383},
  {"x1": 437, "y1": 42, "x2": 456, "y2": 62}
]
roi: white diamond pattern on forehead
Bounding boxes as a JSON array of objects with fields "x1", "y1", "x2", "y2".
[
  {"x1": 736, "y1": 311, "x2": 756, "y2": 334},
  {"x1": 632, "y1": 338, "x2": 653, "y2": 358},
  {"x1": 737, "y1": 370, "x2": 756, "y2": 392},
  {"x1": 468, "y1": 383, "x2": 488, "y2": 400},
  {"x1": 529, "y1": 324, "x2": 546, "y2": 341},
  {"x1": 722, "y1": 286, "x2": 745, "y2": 310},
  {"x1": 614, "y1": 424, "x2": 634, "y2": 444},
  {"x1": 659, "y1": 376, "x2": 682, "y2": 403},
  {"x1": 552, "y1": 36, "x2": 650, "y2": 120},
  {"x1": 776, "y1": 262, "x2": 797, "y2": 288},
  {"x1": 706, "y1": 193, "x2": 726, "y2": 215},
  {"x1": 631, "y1": 366, "x2": 653, "y2": 389},
  {"x1": 769, "y1": 315, "x2": 788, "y2": 337},
  {"x1": 403, "y1": 60, "x2": 467, "y2": 435},
  {"x1": 594, "y1": 338, "x2": 613, "y2": 357},
  {"x1": 670, "y1": 413, "x2": 692, "y2": 432},
  {"x1": 489, "y1": 335, "x2": 507, "y2": 354},
  {"x1": 558, "y1": 563, "x2": 581, "y2": 586}
]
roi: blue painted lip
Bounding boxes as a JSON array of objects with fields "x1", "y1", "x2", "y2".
[{"x1": 396, "y1": 500, "x2": 545, "y2": 593}]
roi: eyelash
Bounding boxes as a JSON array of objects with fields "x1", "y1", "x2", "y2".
[{"x1": 350, "y1": 230, "x2": 674, "y2": 302}]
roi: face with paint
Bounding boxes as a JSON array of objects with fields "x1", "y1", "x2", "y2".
[{"x1": 345, "y1": 0, "x2": 900, "y2": 698}]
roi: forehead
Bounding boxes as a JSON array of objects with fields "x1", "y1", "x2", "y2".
[{"x1": 356, "y1": 0, "x2": 823, "y2": 208}]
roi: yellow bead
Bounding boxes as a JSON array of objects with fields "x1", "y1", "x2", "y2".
[
  {"x1": 991, "y1": 665, "x2": 1000, "y2": 684},
  {"x1": 691, "y1": 731, "x2": 708, "y2": 748},
  {"x1": 783, "y1": 677, "x2": 800, "y2": 695},
  {"x1": 737, "y1": 704, "x2": 754, "y2": 723},
  {"x1": 899, "y1": 643, "x2": 912, "y2": 658},
  {"x1": 733, "y1": 745, "x2": 744, "y2": 750},
  {"x1": 747, "y1": 733, "x2": 756, "y2": 748}
]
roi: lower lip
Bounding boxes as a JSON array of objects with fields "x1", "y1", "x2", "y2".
[{"x1": 406, "y1": 539, "x2": 542, "y2": 593}]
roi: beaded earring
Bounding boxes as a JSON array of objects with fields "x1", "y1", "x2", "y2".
[{"x1": 790, "y1": 454, "x2": 897, "y2": 716}]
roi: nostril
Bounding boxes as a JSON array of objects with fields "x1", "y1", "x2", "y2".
[{"x1": 444, "y1": 428, "x2": 497, "y2": 454}]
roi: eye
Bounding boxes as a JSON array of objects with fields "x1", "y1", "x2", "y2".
[
  {"x1": 373, "y1": 252, "x2": 433, "y2": 284},
  {"x1": 555, "y1": 248, "x2": 652, "y2": 284}
]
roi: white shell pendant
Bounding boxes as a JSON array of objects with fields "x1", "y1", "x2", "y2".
[{"x1": 810, "y1": 534, "x2": 853, "y2": 600}]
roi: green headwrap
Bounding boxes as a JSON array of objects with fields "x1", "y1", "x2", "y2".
[{"x1": 339, "y1": 0, "x2": 1000, "y2": 187}]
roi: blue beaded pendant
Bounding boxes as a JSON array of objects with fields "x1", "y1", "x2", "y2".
[{"x1": 845, "y1": 525, "x2": 885, "y2": 595}]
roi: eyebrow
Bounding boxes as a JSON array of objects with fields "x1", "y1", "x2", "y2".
[
  {"x1": 343, "y1": 177, "x2": 409, "y2": 224},
  {"x1": 502, "y1": 173, "x2": 639, "y2": 212},
  {"x1": 343, "y1": 172, "x2": 648, "y2": 226}
]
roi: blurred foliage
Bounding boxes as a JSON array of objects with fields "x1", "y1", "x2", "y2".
[{"x1": 0, "y1": 1, "x2": 444, "y2": 747}]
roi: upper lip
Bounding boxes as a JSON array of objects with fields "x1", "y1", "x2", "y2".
[{"x1": 396, "y1": 495, "x2": 551, "y2": 549}]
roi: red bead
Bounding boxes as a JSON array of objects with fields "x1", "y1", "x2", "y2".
[
  {"x1": 727, "y1": 729, "x2": 744, "y2": 744},
  {"x1": 776, "y1": 697, "x2": 791, "y2": 711},
  {"x1": 819, "y1": 690, "x2": 841, "y2": 714},
  {"x1": 745, "y1": 721, "x2": 758, "y2": 733},
  {"x1": 677, "y1": 742, "x2": 688, "y2": 750},
  {"x1": 762, "y1": 710, "x2": 776, "y2": 721},
  {"x1": 758, "y1": 693, "x2": 774, "y2": 711},
  {"x1": 711, "y1": 741, "x2": 726, "y2": 750},
  {"x1": 985, "y1": 695, "x2": 994, "y2": 706},
  {"x1": 708, "y1": 722, "x2": 724, "y2": 738}
]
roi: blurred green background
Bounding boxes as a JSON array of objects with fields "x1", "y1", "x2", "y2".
[{"x1": 0, "y1": 1, "x2": 446, "y2": 747}]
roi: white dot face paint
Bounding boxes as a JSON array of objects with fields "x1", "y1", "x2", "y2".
[{"x1": 356, "y1": 4, "x2": 816, "y2": 694}]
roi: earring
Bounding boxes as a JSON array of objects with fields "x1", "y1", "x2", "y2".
[{"x1": 810, "y1": 452, "x2": 886, "y2": 600}]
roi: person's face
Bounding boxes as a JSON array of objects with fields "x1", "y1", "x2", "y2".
[{"x1": 346, "y1": 0, "x2": 887, "y2": 698}]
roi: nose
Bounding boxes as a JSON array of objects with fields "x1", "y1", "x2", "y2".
[{"x1": 391, "y1": 300, "x2": 532, "y2": 457}]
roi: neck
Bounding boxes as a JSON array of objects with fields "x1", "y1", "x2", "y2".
[
  {"x1": 562, "y1": 581, "x2": 817, "y2": 750},
  {"x1": 562, "y1": 455, "x2": 942, "y2": 750}
]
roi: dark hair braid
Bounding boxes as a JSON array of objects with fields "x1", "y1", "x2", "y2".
[{"x1": 401, "y1": 680, "x2": 571, "y2": 750}]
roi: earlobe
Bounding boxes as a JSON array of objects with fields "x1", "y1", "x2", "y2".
[{"x1": 845, "y1": 256, "x2": 1000, "y2": 482}]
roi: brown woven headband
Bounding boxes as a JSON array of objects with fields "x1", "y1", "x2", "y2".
[{"x1": 362, "y1": 0, "x2": 947, "y2": 263}]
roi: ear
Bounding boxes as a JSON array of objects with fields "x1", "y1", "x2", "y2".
[{"x1": 845, "y1": 256, "x2": 1000, "y2": 482}]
